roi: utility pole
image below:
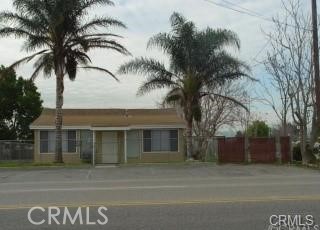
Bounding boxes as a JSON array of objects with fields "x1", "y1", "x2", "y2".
[{"x1": 311, "y1": 0, "x2": 320, "y2": 131}]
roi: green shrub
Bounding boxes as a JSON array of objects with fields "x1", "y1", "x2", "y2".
[{"x1": 292, "y1": 143, "x2": 302, "y2": 162}]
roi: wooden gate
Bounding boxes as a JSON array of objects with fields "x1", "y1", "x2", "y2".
[
  {"x1": 218, "y1": 137, "x2": 245, "y2": 163},
  {"x1": 250, "y1": 138, "x2": 276, "y2": 163}
]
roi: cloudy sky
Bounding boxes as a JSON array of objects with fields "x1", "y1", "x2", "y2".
[{"x1": 0, "y1": 0, "x2": 313, "y2": 122}]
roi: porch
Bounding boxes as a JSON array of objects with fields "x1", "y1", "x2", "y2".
[{"x1": 92, "y1": 129, "x2": 185, "y2": 165}]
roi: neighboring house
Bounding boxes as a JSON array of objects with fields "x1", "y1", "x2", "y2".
[{"x1": 30, "y1": 108, "x2": 186, "y2": 164}]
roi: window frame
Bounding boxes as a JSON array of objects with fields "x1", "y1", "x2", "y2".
[
  {"x1": 142, "y1": 129, "x2": 179, "y2": 153},
  {"x1": 39, "y1": 130, "x2": 49, "y2": 154},
  {"x1": 39, "y1": 130, "x2": 78, "y2": 154},
  {"x1": 67, "y1": 130, "x2": 77, "y2": 153}
]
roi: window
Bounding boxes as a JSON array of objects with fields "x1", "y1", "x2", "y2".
[
  {"x1": 40, "y1": 130, "x2": 77, "y2": 153},
  {"x1": 143, "y1": 129, "x2": 178, "y2": 152},
  {"x1": 40, "y1": 131, "x2": 48, "y2": 153},
  {"x1": 67, "y1": 131, "x2": 77, "y2": 153},
  {"x1": 40, "y1": 131, "x2": 55, "y2": 153}
]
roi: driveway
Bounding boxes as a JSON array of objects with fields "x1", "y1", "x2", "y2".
[{"x1": 0, "y1": 164, "x2": 319, "y2": 229}]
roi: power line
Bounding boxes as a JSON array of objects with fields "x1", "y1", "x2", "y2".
[
  {"x1": 203, "y1": 0, "x2": 312, "y2": 32},
  {"x1": 203, "y1": 0, "x2": 263, "y2": 19},
  {"x1": 201, "y1": 0, "x2": 311, "y2": 69},
  {"x1": 219, "y1": 0, "x2": 265, "y2": 18}
]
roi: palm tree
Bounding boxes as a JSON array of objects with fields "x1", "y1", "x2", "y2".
[
  {"x1": 0, "y1": 0, "x2": 129, "y2": 163},
  {"x1": 119, "y1": 12, "x2": 249, "y2": 159}
]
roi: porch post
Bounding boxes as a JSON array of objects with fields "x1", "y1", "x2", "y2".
[
  {"x1": 92, "y1": 131, "x2": 96, "y2": 166},
  {"x1": 124, "y1": 130, "x2": 127, "y2": 163}
]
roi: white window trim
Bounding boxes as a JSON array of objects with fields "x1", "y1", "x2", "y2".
[
  {"x1": 39, "y1": 130, "x2": 78, "y2": 154},
  {"x1": 142, "y1": 129, "x2": 179, "y2": 153}
]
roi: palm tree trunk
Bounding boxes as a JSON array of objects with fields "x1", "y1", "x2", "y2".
[
  {"x1": 55, "y1": 67, "x2": 64, "y2": 163},
  {"x1": 186, "y1": 120, "x2": 193, "y2": 160}
]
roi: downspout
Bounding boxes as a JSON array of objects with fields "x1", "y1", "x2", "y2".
[{"x1": 124, "y1": 130, "x2": 127, "y2": 164}]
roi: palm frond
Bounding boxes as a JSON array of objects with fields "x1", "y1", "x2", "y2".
[
  {"x1": 9, "y1": 49, "x2": 49, "y2": 69},
  {"x1": 147, "y1": 32, "x2": 173, "y2": 52},
  {"x1": 0, "y1": 12, "x2": 46, "y2": 34},
  {"x1": 77, "y1": 17, "x2": 126, "y2": 34},
  {"x1": 86, "y1": 39, "x2": 130, "y2": 55},
  {"x1": 31, "y1": 53, "x2": 54, "y2": 80},
  {"x1": 137, "y1": 77, "x2": 177, "y2": 96},
  {"x1": 13, "y1": 0, "x2": 49, "y2": 20},
  {"x1": 0, "y1": 27, "x2": 37, "y2": 39},
  {"x1": 73, "y1": 33, "x2": 123, "y2": 40},
  {"x1": 80, "y1": 66, "x2": 119, "y2": 82},
  {"x1": 163, "y1": 87, "x2": 184, "y2": 106},
  {"x1": 203, "y1": 93, "x2": 249, "y2": 112},
  {"x1": 170, "y1": 12, "x2": 187, "y2": 29},
  {"x1": 1, "y1": 0, "x2": 128, "y2": 84},
  {"x1": 200, "y1": 28, "x2": 241, "y2": 50},
  {"x1": 75, "y1": 0, "x2": 114, "y2": 17},
  {"x1": 118, "y1": 57, "x2": 174, "y2": 78}
]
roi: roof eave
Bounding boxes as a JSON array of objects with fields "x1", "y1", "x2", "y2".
[{"x1": 30, "y1": 124, "x2": 186, "y2": 130}]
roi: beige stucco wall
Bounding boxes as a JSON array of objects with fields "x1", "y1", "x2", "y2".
[
  {"x1": 35, "y1": 153, "x2": 81, "y2": 164},
  {"x1": 34, "y1": 128, "x2": 185, "y2": 164}
]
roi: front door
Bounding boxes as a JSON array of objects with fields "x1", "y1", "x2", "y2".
[{"x1": 101, "y1": 132, "x2": 118, "y2": 163}]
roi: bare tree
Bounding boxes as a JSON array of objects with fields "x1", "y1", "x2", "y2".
[
  {"x1": 264, "y1": 0, "x2": 314, "y2": 164},
  {"x1": 258, "y1": 63, "x2": 291, "y2": 136},
  {"x1": 193, "y1": 81, "x2": 248, "y2": 160}
]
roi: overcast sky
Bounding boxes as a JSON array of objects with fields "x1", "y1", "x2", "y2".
[{"x1": 0, "y1": 0, "x2": 313, "y2": 123}]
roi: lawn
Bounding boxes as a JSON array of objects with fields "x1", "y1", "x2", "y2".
[{"x1": 0, "y1": 161, "x2": 92, "y2": 169}]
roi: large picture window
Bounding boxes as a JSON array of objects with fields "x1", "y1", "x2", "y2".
[
  {"x1": 40, "y1": 130, "x2": 77, "y2": 153},
  {"x1": 143, "y1": 129, "x2": 178, "y2": 152}
]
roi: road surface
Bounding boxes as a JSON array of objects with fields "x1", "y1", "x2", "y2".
[{"x1": 0, "y1": 164, "x2": 319, "y2": 229}]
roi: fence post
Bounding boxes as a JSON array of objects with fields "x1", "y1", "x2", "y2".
[
  {"x1": 213, "y1": 138, "x2": 219, "y2": 163},
  {"x1": 276, "y1": 135, "x2": 281, "y2": 163},
  {"x1": 245, "y1": 136, "x2": 250, "y2": 163}
]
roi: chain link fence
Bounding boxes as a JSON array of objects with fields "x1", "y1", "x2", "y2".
[{"x1": 0, "y1": 140, "x2": 34, "y2": 161}]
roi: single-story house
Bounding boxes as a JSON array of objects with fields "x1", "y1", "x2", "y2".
[{"x1": 30, "y1": 108, "x2": 186, "y2": 164}]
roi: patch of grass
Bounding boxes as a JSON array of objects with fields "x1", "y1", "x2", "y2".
[
  {"x1": 0, "y1": 161, "x2": 91, "y2": 169},
  {"x1": 289, "y1": 161, "x2": 320, "y2": 171},
  {"x1": 119, "y1": 161, "x2": 217, "y2": 168}
]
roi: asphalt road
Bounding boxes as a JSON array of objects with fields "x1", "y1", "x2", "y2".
[{"x1": 0, "y1": 164, "x2": 319, "y2": 230}]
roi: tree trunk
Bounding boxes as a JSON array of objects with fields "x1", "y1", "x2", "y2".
[
  {"x1": 186, "y1": 120, "x2": 193, "y2": 160},
  {"x1": 282, "y1": 120, "x2": 288, "y2": 136},
  {"x1": 311, "y1": 0, "x2": 320, "y2": 133},
  {"x1": 300, "y1": 124, "x2": 310, "y2": 165},
  {"x1": 202, "y1": 138, "x2": 209, "y2": 161},
  {"x1": 310, "y1": 106, "x2": 317, "y2": 153},
  {"x1": 55, "y1": 67, "x2": 64, "y2": 163}
]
